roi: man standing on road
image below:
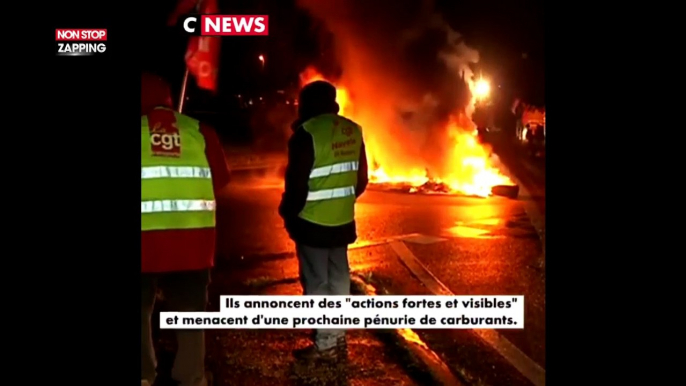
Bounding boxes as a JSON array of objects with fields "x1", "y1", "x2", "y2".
[
  {"x1": 279, "y1": 80, "x2": 369, "y2": 363},
  {"x1": 141, "y1": 72, "x2": 231, "y2": 386}
]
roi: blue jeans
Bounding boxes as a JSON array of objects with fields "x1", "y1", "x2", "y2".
[{"x1": 296, "y1": 244, "x2": 351, "y2": 350}]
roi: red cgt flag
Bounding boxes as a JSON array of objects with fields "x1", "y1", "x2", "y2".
[{"x1": 183, "y1": 0, "x2": 221, "y2": 92}]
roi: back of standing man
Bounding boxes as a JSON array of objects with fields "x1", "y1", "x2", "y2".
[
  {"x1": 279, "y1": 80, "x2": 369, "y2": 363},
  {"x1": 141, "y1": 72, "x2": 231, "y2": 386}
]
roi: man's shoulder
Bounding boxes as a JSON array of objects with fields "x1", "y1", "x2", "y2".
[
  {"x1": 189, "y1": 118, "x2": 219, "y2": 141},
  {"x1": 175, "y1": 111, "x2": 203, "y2": 126},
  {"x1": 197, "y1": 120, "x2": 216, "y2": 134},
  {"x1": 337, "y1": 115, "x2": 358, "y2": 125},
  {"x1": 303, "y1": 114, "x2": 359, "y2": 129},
  {"x1": 334, "y1": 115, "x2": 362, "y2": 132},
  {"x1": 290, "y1": 125, "x2": 313, "y2": 143}
]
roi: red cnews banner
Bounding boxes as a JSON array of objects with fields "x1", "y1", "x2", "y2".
[{"x1": 182, "y1": 15, "x2": 269, "y2": 36}]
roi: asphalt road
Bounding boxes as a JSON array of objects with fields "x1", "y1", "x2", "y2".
[
  {"x1": 489, "y1": 138, "x2": 545, "y2": 217},
  {"x1": 201, "y1": 157, "x2": 546, "y2": 386}
]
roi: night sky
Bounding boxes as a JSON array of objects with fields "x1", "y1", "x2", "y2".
[{"x1": 141, "y1": 0, "x2": 543, "y2": 107}]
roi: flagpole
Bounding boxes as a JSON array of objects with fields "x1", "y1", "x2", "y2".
[
  {"x1": 177, "y1": 0, "x2": 203, "y2": 113},
  {"x1": 178, "y1": 68, "x2": 190, "y2": 113}
]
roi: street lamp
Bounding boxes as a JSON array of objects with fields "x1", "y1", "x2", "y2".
[
  {"x1": 258, "y1": 54, "x2": 265, "y2": 70},
  {"x1": 474, "y1": 79, "x2": 490, "y2": 101}
]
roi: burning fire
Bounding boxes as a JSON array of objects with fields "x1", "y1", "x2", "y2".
[{"x1": 298, "y1": 67, "x2": 513, "y2": 197}]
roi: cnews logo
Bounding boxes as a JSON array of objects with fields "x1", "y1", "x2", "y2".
[{"x1": 182, "y1": 15, "x2": 268, "y2": 36}]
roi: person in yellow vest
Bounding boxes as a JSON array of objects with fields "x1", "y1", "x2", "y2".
[
  {"x1": 141, "y1": 72, "x2": 230, "y2": 386},
  {"x1": 279, "y1": 80, "x2": 369, "y2": 362}
]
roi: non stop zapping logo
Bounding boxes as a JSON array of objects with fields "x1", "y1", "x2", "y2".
[{"x1": 55, "y1": 29, "x2": 107, "y2": 56}]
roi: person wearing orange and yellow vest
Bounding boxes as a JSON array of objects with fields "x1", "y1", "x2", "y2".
[
  {"x1": 279, "y1": 80, "x2": 369, "y2": 363},
  {"x1": 140, "y1": 73, "x2": 230, "y2": 386}
]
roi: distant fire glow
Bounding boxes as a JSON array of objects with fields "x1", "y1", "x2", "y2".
[{"x1": 299, "y1": 67, "x2": 512, "y2": 197}]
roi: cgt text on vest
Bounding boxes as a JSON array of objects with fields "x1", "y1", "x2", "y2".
[{"x1": 151, "y1": 132, "x2": 181, "y2": 151}]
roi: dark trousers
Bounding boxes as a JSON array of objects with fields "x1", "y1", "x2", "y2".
[
  {"x1": 141, "y1": 269, "x2": 210, "y2": 386},
  {"x1": 296, "y1": 244, "x2": 351, "y2": 350}
]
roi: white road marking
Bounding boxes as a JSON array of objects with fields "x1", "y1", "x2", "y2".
[
  {"x1": 350, "y1": 233, "x2": 447, "y2": 250},
  {"x1": 401, "y1": 234, "x2": 448, "y2": 244},
  {"x1": 440, "y1": 225, "x2": 504, "y2": 239},
  {"x1": 389, "y1": 240, "x2": 546, "y2": 386}
]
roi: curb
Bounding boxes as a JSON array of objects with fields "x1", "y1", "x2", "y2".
[
  {"x1": 227, "y1": 162, "x2": 286, "y2": 171},
  {"x1": 350, "y1": 275, "x2": 467, "y2": 386},
  {"x1": 228, "y1": 163, "x2": 286, "y2": 177},
  {"x1": 490, "y1": 153, "x2": 545, "y2": 269},
  {"x1": 225, "y1": 151, "x2": 286, "y2": 172}
]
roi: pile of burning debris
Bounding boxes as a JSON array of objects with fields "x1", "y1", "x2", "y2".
[{"x1": 370, "y1": 179, "x2": 519, "y2": 199}]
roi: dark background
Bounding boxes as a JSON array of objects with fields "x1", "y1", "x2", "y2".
[
  {"x1": 140, "y1": 0, "x2": 544, "y2": 124},
  {"x1": 40, "y1": 1, "x2": 659, "y2": 385}
]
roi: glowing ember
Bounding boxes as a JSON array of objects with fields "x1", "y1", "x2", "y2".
[{"x1": 298, "y1": 67, "x2": 513, "y2": 197}]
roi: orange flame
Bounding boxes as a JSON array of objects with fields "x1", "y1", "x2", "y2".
[{"x1": 298, "y1": 67, "x2": 512, "y2": 197}]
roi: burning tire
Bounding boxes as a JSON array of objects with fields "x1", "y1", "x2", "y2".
[{"x1": 491, "y1": 184, "x2": 519, "y2": 199}]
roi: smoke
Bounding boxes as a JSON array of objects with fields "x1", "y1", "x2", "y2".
[{"x1": 296, "y1": 0, "x2": 480, "y2": 175}]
